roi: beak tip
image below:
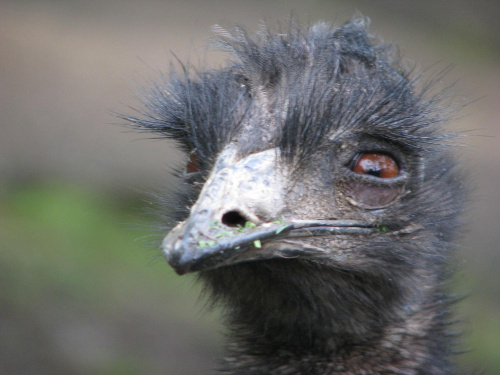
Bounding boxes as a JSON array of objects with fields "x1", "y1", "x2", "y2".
[
  {"x1": 173, "y1": 267, "x2": 189, "y2": 276},
  {"x1": 162, "y1": 246, "x2": 186, "y2": 274},
  {"x1": 162, "y1": 234, "x2": 193, "y2": 274},
  {"x1": 164, "y1": 244, "x2": 203, "y2": 275},
  {"x1": 165, "y1": 252, "x2": 192, "y2": 275}
]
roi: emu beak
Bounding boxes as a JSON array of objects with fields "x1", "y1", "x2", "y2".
[{"x1": 162, "y1": 146, "x2": 376, "y2": 275}]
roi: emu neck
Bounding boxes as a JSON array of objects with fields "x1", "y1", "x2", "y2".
[{"x1": 202, "y1": 260, "x2": 452, "y2": 374}]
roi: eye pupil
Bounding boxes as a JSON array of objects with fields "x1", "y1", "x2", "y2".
[{"x1": 352, "y1": 153, "x2": 399, "y2": 178}]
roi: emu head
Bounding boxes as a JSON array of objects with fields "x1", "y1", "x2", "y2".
[{"x1": 127, "y1": 18, "x2": 464, "y2": 361}]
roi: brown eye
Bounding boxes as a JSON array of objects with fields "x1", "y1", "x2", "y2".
[
  {"x1": 186, "y1": 151, "x2": 200, "y2": 174},
  {"x1": 352, "y1": 153, "x2": 399, "y2": 178}
]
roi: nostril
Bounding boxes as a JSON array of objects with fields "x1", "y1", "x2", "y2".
[{"x1": 221, "y1": 210, "x2": 248, "y2": 227}]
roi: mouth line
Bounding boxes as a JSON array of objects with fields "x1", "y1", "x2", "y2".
[{"x1": 166, "y1": 219, "x2": 378, "y2": 274}]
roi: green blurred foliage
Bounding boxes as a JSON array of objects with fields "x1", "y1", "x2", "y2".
[{"x1": 0, "y1": 182, "x2": 221, "y2": 374}]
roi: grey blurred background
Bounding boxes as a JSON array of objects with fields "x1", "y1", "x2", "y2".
[{"x1": 1, "y1": 1, "x2": 499, "y2": 374}]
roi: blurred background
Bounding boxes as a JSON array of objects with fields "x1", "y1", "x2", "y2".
[{"x1": 1, "y1": 0, "x2": 499, "y2": 374}]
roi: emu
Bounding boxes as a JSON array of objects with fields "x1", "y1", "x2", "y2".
[{"x1": 126, "y1": 18, "x2": 465, "y2": 374}]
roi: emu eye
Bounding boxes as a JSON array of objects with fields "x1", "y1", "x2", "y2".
[
  {"x1": 186, "y1": 150, "x2": 200, "y2": 174},
  {"x1": 352, "y1": 153, "x2": 399, "y2": 178}
]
